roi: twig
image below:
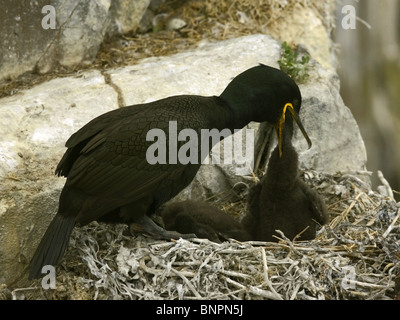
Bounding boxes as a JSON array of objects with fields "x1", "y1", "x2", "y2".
[
  {"x1": 171, "y1": 268, "x2": 202, "y2": 299},
  {"x1": 330, "y1": 192, "x2": 363, "y2": 229},
  {"x1": 382, "y1": 208, "x2": 400, "y2": 238},
  {"x1": 292, "y1": 226, "x2": 310, "y2": 242},
  {"x1": 248, "y1": 286, "x2": 283, "y2": 300},
  {"x1": 260, "y1": 247, "x2": 283, "y2": 300},
  {"x1": 377, "y1": 170, "x2": 394, "y2": 200}
]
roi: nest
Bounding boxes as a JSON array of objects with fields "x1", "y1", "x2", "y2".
[{"x1": 16, "y1": 170, "x2": 399, "y2": 300}]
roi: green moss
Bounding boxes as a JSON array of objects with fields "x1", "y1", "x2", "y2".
[{"x1": 278, "y1": 42, "x2": 311, "y2": 84}]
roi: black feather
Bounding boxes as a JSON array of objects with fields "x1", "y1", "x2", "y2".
[{"x1": 29, "y1": 214, "x2": 75, "y2": 279}]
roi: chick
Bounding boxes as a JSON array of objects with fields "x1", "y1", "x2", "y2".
[
  {"x1": 243, "y1": 131, "x2": 329, "y2": 242},
  {"x1": 160, "y1": 200, "x2": 250, "y2": 242}
]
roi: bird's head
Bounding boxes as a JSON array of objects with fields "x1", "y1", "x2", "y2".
[
  {"x1": 220, "y1": 64, "x2": 312, "y2": 156},
  {"x1": 274, "y1": 99, "x2": 312, "y2": 158}
]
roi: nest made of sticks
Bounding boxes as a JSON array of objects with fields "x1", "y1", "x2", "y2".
[{"x1": 16, "y1": 170, "x2": 399, "y2": 300}]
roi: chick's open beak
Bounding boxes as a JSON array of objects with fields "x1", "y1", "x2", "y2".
[{"x1": 275, "y1": 103, "x2": 312, "y2": 157}]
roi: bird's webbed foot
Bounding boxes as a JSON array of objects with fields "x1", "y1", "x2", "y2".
[{"x1": 129, "y1": 214, "x2": 197, "y2": 240}]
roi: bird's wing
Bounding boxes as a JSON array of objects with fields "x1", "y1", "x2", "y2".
[
  {"x1": 57, "y1": 96, "x2": 213, "y2": 220},
  {"x1": 56, "y1": 105, "x2": 145, "y2": 177},
  {"x1": 67, "y1": 109, "x2": 198, "y2": 193}
]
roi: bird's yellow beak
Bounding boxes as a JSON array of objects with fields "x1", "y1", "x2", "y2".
[{"x1": 275, "y1": 103, "x2": 312, "y2": 157}]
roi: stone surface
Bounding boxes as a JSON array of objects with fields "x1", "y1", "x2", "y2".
[
  {"x1": 0, "y1": 0, "x2": 58, "y2": 81},
  {"x1": 270, "y1": 4, "x2": 335, "y2": 70},
  {"x1": 293, "y1": 66, "x2": 368, "y2": 173},
  {"x1": 0, "y1": 0, "x2": 150, "y2": 81},
  {"x1": 0, "y1": 34, "x2": 367, "y2": 286},
  {"x1": 51, "y1": 0, "x2": 111, "y2": 69},
  {"x1": 0, "y1": 71, "x2": 117, "y2": 285},
  {"x1": 106, "y1": 0, "x2": 151, "y2": 37}
]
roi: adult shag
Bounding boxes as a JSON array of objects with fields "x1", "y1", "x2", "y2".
[{"x1": 29, "y1": 64, "x2": 311, "y2": 279}]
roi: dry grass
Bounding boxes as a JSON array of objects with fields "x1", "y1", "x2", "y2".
[
  {"x1": 14, "y1": 171, "x2": 399, "y2": 300},
  {"x1": 0, "y1": 0, "x2": 335, "y2": 98},
  {"x1": 96, "y1": 0, "x2": 335, "y2": 69}
]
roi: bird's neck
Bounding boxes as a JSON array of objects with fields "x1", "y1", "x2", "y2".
[
  {"x1": 219, "y1": 83, "x2": 262, "y2": 129},
  {"x1": 263, "y1": 121, "x2": 297, "y2": 190},
  {"x1": 211, "y1": 96, "x2": 251, "y2": 130},
  {"x1": 264, "y1": 145, "x2": 298, "y2": 191},
  {"x1": 282, "y1": 117, "x2": 294, "y2": 143}
]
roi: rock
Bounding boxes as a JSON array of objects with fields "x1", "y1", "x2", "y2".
[
  {"x1": 137, "y1": 7, "x2": 155, "y2": 34},
  {"x1": 0, "y1": 71, "x2": 117, "y2": 286},
  {"x1": 0, "y1": 34, "x2": 367, "y2": 286},
  {"x1": 293, "y1": 66, "x2": 368, "y2": 173},
  {"x1": 166, "y1": 18, "x2": 186, "y2": 31},
  {"x1": 106, "y1": 35, "x2": 282, "y2": 104},
  {"x1": 0, "y1": 0, "x2": 58, "y2": 80},
  {"x1": 106, "y1": 0, "x2": 151, "y2": 37},
  {"x1": 152, "y1": 13, "x2": 169, "y2": 31},
  {"x1": 268, "y1": 3, "x2": 336, "y2": 70},
  {"x1": 48, "y1": 0, "x2": 111, "y2": 69},
  {"x1": 0, "y1": 0, "x2": 150, "y2": 81}
]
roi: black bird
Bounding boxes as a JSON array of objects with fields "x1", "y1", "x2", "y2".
[
  {"x1": 160, "y1": 200, "x2": 250, "y2": 242},
  {"x1": 28, "y1": 64, "x2": 312, "y2": 279},
  {"x1": 242, "y1": 126, "x2": 329, "y2": 242}
]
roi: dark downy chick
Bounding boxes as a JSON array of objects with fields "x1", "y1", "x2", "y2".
[
  {"x1": 243, "y1": 128, "x2": 329, "y2": 242},
  {"x1": 160, "y1": 200, "x2": 250, "y2": 242},
  {"x1": 29, "y1": 64, "x2": 311, "y2": 279}
]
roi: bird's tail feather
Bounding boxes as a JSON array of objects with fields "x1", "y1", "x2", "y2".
[{"x1": 28, "y1": 214, "x2": 75, "y2": 280}]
